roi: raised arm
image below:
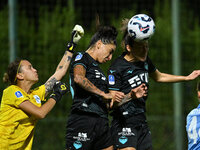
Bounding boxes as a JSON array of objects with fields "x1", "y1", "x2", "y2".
[
  {"x1": 45, "y1": 25, "x2": 84, "y2": 96},
  {"x1": 150, "y1": 69, "x2": 200, "y2": 83}
]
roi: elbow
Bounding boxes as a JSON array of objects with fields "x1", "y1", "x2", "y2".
[
  {"x1": 34, "y1": 112, "x2": 47, "y2": 120},
  {"x1": 74, "y1": 75, "x2": 83, "y2": 85}
]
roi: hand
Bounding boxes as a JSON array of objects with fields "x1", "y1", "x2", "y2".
[
  {"x1": 67, "y1": 25, "x2": 84, "y2": 53},
  {"x1": 131, "y1": 83, "x2": 148, "y2": 99},
  {"x1": 71, "y1": 24, "x2": 84, "y2": 44},
  {"x1": 49, "y1": 81, "x2": 68, "y2": 102},
  {"x1": 110, "y1": 91, "x2": 125, "y2": 108},
  {"x1": 102, "y1": 92, "x2": 112, "y2": 100},
  {"x1": 185, "y1": 70, "x2": 200, "y2": 81}
]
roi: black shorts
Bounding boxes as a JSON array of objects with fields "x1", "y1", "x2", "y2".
[
  {"x1": 111, "y1": 115, "x2": 152, "y2": 150},
  {"x1": 65, "y1": 112, "x2": 113, "y2": 150}
]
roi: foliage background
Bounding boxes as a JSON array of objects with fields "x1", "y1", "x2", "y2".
[{"x1": 0, "y1": 0, "x2": 200, "y2": 149}]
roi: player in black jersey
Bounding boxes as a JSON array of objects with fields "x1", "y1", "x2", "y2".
[
  {"x1": 65, "y1": 25, "x2": 121, "y2": 150},
  {"x1": 108, "y1": 18, "x2": 200, "y2": 150}
]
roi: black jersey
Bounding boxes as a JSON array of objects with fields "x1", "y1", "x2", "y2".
[
  {"x1": 108, "y1": 53, "x2": 156, "y2": 118},
  {"x1": 69, "y1": 52, "x2": 109, "y2": 118}
]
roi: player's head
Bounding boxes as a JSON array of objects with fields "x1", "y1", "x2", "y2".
[
  {"x1": 3, "y1": 59, "x2": 38, "y2": 85},
  {"x1": 87, "y1": 25, "x2": 118, "y2": 63},
  {"x1": 197, "y1": 81, "x2": 200, "y2": 102},
  {"x1": 121, "y1": 18, "x2": 149, "y2": 61}
]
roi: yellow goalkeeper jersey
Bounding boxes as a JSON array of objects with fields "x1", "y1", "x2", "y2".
[{"x1": 0, "y1": 84, "x2": 46, "y2": 150}]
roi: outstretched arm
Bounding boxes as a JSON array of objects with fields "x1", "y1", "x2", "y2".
[
  {"x1": 44, "y1": 25, "x2": 84, "y2": 96},
  {"x1": 150, "y1": 69, "x2": 200, "y2": 83}
]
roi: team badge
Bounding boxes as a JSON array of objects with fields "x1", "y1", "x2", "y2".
[
  {"x1": 75, "y1": 53, "x2": 83, "y2": 61},
  {"x1": 119, "y1": 136, "x2": 128, "y2": 144},
  {"x1": 33, "y1": 95, "x2": 41, "y2": 104},
  {"x1": 15, "y1": 91, "x2": 23, "y2": 98},
  {"x1": 108, "y1": 75, "x2": 115, "y2": 85},
  {"x1": 73, "y1": 141, "x2": 82, "y2": 149}
]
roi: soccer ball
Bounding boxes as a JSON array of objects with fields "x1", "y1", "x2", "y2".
[{"x1": 128, "y1": 14, "x2": 155, "y2": 41}]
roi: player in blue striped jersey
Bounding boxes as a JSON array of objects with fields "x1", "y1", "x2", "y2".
[{"x1": 186, "y1": 81, "x2": 200, "y2": 150}]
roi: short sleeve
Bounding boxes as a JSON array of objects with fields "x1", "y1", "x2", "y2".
[
  {"x1": 147, "y1": 57, "x2": 156, "y2": 73},
  {"x1": 4, "y1": 87, "x2": 29, "y2": 107},
  {"x1": 72, "y1": 53, "x2": 87, "y2": 69}
]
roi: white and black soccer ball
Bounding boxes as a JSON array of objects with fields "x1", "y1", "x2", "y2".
[{"x1": 128, "y1": 14, "x2": 155, "y2": 41}]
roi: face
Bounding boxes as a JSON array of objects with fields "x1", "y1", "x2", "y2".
[
  {"x1": 96, "y1": 41, "x2": 116, "y2": 63},
  {"x1": 18, "y1": 60, "x2": 39, "y2": 83},
  {"x1": 129, "y1": 40, "x2": 149, "y2": 61}
]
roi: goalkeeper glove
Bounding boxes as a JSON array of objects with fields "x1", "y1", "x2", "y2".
[
  {"x1": 49, "y1": 81, "x2": 68, "y2": 102},
  {"x1": 67, "y1": 24, "x2": 84, "y2": 53}
]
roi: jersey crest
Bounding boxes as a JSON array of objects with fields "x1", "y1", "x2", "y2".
[
  {"x1": 108, "y1": 75, "x2": 115, "y2": 85},
  {"x1": 15, "y1": 91, "x2": 23, "y2": 98},
  {"x1": 75, "y1": 53, "x2": 83, "y2": 61}
]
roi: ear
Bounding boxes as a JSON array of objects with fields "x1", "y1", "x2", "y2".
[
  {"x1": 126, "y1": 44, "x2": 131, "y2": 52},
  {"x1": 16, "y1": 73, "x2": 24, "y2": 80},
  {"x1": 96, "y1": 40, "x2": 102, "y2": 49}
]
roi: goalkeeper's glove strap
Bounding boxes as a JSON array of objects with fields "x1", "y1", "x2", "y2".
[{"x1": 66, "y1": 42, "x2": 76, "y2": 53}]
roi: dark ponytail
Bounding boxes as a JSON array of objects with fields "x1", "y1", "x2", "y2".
[
  {"x1": 88, "y1": 25, "x2": 118, "y2": 48},
  {"x1": 3, "y1": 59, "x2": 22, "y2": 85},
  {"x1": 120, "y1": 18, "x2": 134, "y2": 50}
]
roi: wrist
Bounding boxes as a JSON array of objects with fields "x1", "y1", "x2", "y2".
[{"x1": 66, "y1": 42, "x2": 76, "y2": 53}]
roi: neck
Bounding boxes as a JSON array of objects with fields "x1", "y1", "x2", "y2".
[
  {"x1": 124, "y1": 53, "x2": 137, "y2": 62},
  {"x1": 86, "y1": 48, "x2": 97, "y2": 61},
  {"x1": 17, "y1": 81, "x2": 33, "y2": 94},
  {"x1": 124, "y1": 52, "x2": 146, "y2": 62}
]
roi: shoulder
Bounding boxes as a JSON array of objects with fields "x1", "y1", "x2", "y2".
[
  {"x1": 4, "y1": 85, "x2": 23, "y2": 97},
  {"x1": 72, "y1": 52, "x2": 88, "y2": 68},
  {"x1": 110, "y1": 55, "x2": 127, "y2": 69}
]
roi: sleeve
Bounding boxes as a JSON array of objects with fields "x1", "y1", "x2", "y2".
[
  {"x1": 32, "y1": 85, "x2": 46, "y2": 101},
  {"x1": 107, "y1": 64, "x2": 122, "y2": 91},
  {"x1": 147, "y1": 56, "x2": 156, "y2": 73},
  {"x1": 7, "y1": 87, "x2": 29, "y2": 108},
  {"x1": 72, "y1": 52, "x2": 88, "y2": 69}
]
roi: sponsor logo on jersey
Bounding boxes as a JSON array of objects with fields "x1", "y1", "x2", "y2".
[
  {"x1": 15, "y1": 91, "x2": 23, "y2": 98},
  {"x1": 127, "y1": 70, "x2": 133, "y2": 74},
  {"x1": 108, "y1": 75, "x2": 115, "y2": 85},
  {"x1": 109, "y1": 70, "x2": 116, "y2": 73},
  {"x1": 33, "y1": 95, "x2": 41, "y2": 103},
  {"x1": 92, "y1": 63, "x2": 98, "y2": 66},
  {"x1": 75, "y1": 53, "x2": 83, "y2": 61},
  {"x1": 95, "y1": 70, "x2": 106, "y2": 80},
  {"x1": 128, "y1": 73, "x2": 148, "y2": 88}
]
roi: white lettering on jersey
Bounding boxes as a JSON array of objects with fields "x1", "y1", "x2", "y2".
[
  {"x1": 128, "y1": 73, "x2": 148, "y2": 88},
  {"x1": 95, "y1": 70, "x2": 106, "y2": 80}
]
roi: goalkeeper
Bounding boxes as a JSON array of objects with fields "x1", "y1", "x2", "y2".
[{"x1": 0, "y1": 25, "x2": 84, "y2": 150}]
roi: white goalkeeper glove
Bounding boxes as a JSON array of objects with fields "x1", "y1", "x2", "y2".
[
  {"x1": 72, "y1": 25, "x2": 84, "y2": 44},
  {"x1": 67, "y1": 25, "x2": 84, "y2": 53}
]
